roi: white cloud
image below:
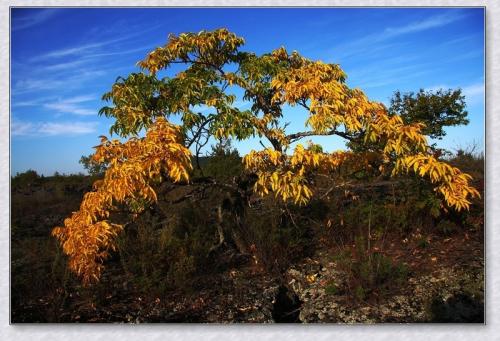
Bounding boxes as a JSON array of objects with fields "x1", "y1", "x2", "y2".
[
  {"x1": 381, "y1": 12, "x2": 464, "y2": 40},
  {"x1": 45, "y1": 103, "x2": 96, "y2": 116},
  {"x1": 12, "y1": 100, "x2": 40, "y2": 107},
  {"x1": 12, "y1": 9, "x2": 60, "y2": 31},
  {"x1": 425, "y1": 82, "x2": 484, "y2": 105},
  {"x1": 31, "y1": 24, "x2": 163, "y2": 62},
  {"x1": 331, "y1": 11, "x2": 465, "y2": 61},
  {"x1": 12, "y1": 120, "x2": 98, "y2": 137},
  {"x1": 42, "y1": 59, "x2": 89, "y2": 72},
  {"x1": 14, "y1": 78, "x2": 65, "y2": 92},
  {"x1": 39, "y1": 122, "x2": 98, "y2": 135},
  {"x1": 462, "y1": 83, "x2": 484, "y2": 104},
  {"x1": 11, "y1": 121, "x2": 35, "y2": 136},
  {"x1": 81, "y1": 45, "x2": 153, "y2": 59},
  {"x1": 59, "y1": 94, "x2": 96, "y2": 104},
  {"x1": 12, "y1": 70, "x2": 106, "y2": 95},
  {"x1": 44, "y1": 95, "x2": 98, "y2": 116},
  {"x1": 349, "y1": 63, "x2": 432, "y2": 89},
  {"x1": 35, "y1": 42, "x2": 108, "y2": 60}
]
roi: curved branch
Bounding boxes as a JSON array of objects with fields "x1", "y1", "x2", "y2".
[
  {"x1": 286, "y1": 129, "x2": 354, "y2": 143},
  {"x1": 186, "y1": 117, "x2": 214, "y2": 149}
]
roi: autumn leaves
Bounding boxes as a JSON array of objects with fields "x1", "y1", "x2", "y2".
[
  {"x1": 53, "y1": 29, "x2": 480, "y2": 284},
  {"x1": 52, "y1": 118, "x2": 191, "y2": 283}
]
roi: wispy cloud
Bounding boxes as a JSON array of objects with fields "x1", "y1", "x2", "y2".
[
  {"x1": 380, "y1": 12, "x2": 464, "y2": 40},
  {"x1": 33, "y1": 41, "x2": 113, "y2": 61},
  {"x1": 31, "y1": 24, "x2": 162, "y2": 62},
  {"x1": 35, "y1": 46, "x2": 151, "y2": 73},
  {"x1": 462, "y1": 83, "x2": 484, "y2": 104},
  {"x1": 331, "y1": 11, "x2": 465, "y2": 61},
  {"x1": 44, "y1": 95, "x2": 98, "y2": 116},
  {"x1": 12, "y1": 70, "x2": 106, "y2": 95},
  {"x1": 348, "y1": 62, "x2": 433, "y2": 89},
  {"x1": 13, "y1": 78, "x2": 63, "y2": 92},
  {"x1": 440, "y1": 33, "x2": 482, "y2": 48},
  {"x1": 12, "y1": 120, "x2": 98, "y2": 137},
  {"x1": 12, "y1": 9, "x2": 60, "y2": 31},
  {"x1": 81, "y1": 45, "x2": 153, "y2": 59},
  {"x1": 11, "y1": 120, "x2": 35, "y2": 136},
  {"x1": 42, "y1": 59, "x2": 89, "y2": 72},
  {"x1": 425, "y1": 82, "x2": 484, "y2": 105}
]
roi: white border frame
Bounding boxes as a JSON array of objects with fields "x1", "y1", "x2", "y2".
[{"x1": 1, "y1": 1, "x2": 497, "y2": 340}]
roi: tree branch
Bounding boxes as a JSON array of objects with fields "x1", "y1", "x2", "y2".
[
  {"x1": 286, "y1": 129, "x2": 354, "y2": 143},
  {"x1": 186, "y1": 117, "x2": 214, "y2": 149}
]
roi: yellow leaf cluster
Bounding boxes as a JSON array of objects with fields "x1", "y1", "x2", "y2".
[
  {"x1": 243, "y1": 145, "x2": 355, "y2": 205},
  {"x1": 259, "y1": 53, "x2": 479, "y2": 211},
  {"x1": 368, "y1": 113, "x2": 428, "y2": 155},
  {"x1": 138, "y1": 29, "x2": 245, "y2": 75},
  {"x1": 52, "y1": 118, "x2": 192, "y2": 284},
  {"x1": 399, "y1": 155, "x2": 480, "y2": 211},
  {"x1": 269, "y1": 53, "x2": 382, "y2": 135}
]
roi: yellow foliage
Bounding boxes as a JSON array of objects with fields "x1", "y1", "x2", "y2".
[
  {"x1": 400, "y1": 155, "x2": 480, "y2": 210},
  {"x1": 54, "y1": 28, "x2": 480, "y2": 286},
  {"x1": 244, "y1": 145, "x2": 357, "y2": 205},
  {"x1": 137, "y1": 28, "x2": 245, "y2": 76},
  {"x1": 242, "y1": 49, "x2": 479, "y2": 212},
  {"x1": 52, "y1": 118, "x2": 191, "y2": 284}
]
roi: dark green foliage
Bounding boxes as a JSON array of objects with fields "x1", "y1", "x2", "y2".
[
  {"x1": 324, "y1": 280, "x2": 340, "y2": 295},
  {"x1": 335, "y1": 236, "x2": 409, "y2": 302},
  {"x1": 11, "y1": 169, "x2": 41, "y2": 188},
  {"x1": 447, "y1": 146, "x2": 484, "y2": 182},
  {"x1": 389, "y1": 88, "x2": 468, "y2": 140},
  {"x1": 436, "y1": 219, "x2": 459, "y2": 236},
  {"x1": 243, "y1": 201, "x2": 314, "y2": 273},
  {"x1": 11, "y1": 236, "x2": 74, "y2": 322},
  {"x1": 202, "y1": 139, "x2": 242, "y2": 180},
  {"x1": 99, "y1": 73, "x2": 164, "y2": 137},
  {"x1": 115, "y1": 202, "x2": 215, "y2": 295},
  {"x1": 347, "y1": 88, "x2": 468, "y2": 154},
  {"x1": 79, "y1": 154, "x2": 107, "y2": 176}
]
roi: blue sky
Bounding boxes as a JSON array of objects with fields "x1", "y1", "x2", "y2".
[{"x1": 11, "y1": 7, "x2": 485, "y2": 175}]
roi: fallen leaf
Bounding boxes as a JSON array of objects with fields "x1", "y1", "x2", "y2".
[{"x1": 307, "y1": 274, "x2": 318, "y2": 283}]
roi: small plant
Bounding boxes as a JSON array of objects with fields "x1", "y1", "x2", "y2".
[
  {"x1": 334, "y1": 236, "x2": 409, "y2": 302},
  {"x1": 436, "y1": 219, "x2": 459, "y2": 236},
  {"x1": 417, "y1": 236, "x2": 430, "y2": 249},
  {"x1": 354, "y1": 285, "x2": 366, "y2": 301},
  {"x1": 324, "y1": 281, "x2": 340, "y2": 295}
]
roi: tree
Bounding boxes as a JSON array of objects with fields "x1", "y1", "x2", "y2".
[
  {"x1": 203, "y1": 138, "x2": 242, "y2": 180},
  {"x1": 347, "y1": 88, "x2": 469, "y2": 155},
  {"x1": 52, "y1": 29, "x2": 480, "y2": 284},
  {"x1": 79, "y1": 154, "x2": 107, "y2": 176},
  {"x1": 388, "y1": 88, "x2": 468, "y2": 140},
  {"x1": 11, "y1": 169, "x2": 40, "y2": 188}
]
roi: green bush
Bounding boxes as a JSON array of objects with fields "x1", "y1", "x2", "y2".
[
  {"x1": 114, "y1": 200, "x2": 217, "y2": 296},
  {"x1": 334, "y1": 236, "x2": 409, "y2": 302},
  {"x1": 11, "y1": 169, "x2": 41, "y2": 188}
]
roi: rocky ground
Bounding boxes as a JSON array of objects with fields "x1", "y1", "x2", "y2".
[
  {"x1": 285, "y1": 248, "x2": 484, "y2": 323},
  {"x1": 11, "y1": 174, "x2": 484, "y2": 323},
  {"x1": 13, "y1": 228, "x2": 483, "y2": 324}
]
